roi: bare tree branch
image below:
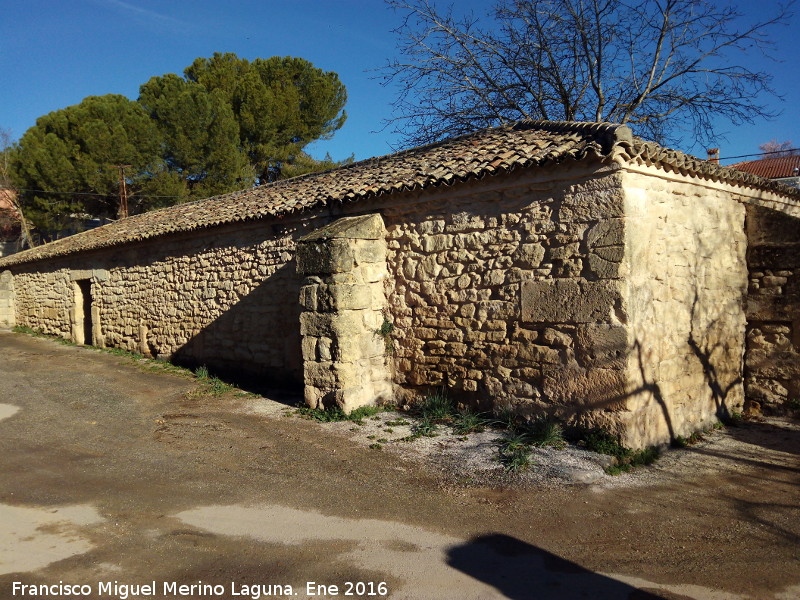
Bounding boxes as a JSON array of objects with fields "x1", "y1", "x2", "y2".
[{"x1": 381, "y1": 0, "x2": 793, "y2": 148}]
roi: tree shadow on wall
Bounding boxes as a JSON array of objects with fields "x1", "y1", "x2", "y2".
[
  {"x1": 446, "y1": 534, "x2": 673, "y2": 600},
  {"x1": 686, "y1": 294, "x2": 742, "y2": 423},
  {"x1": 617, "y1": 281, "x2": 745, "y2": 446}
]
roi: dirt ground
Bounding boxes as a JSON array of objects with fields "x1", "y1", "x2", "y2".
[{"x1": 0, "y1": 330, "x2": 797, "y2": 600}]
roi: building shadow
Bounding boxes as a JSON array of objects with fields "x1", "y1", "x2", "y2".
[{"x1": 446, "y1": 534, "x2": 673, "y2": 600}]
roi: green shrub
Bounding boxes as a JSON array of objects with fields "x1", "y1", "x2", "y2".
[
  {"x1": 374, "y1": 318, "x2": 395, "y2": 354},
  {"x1": 583, "y1": 429, "x2": 628, "y2": 460},
  {"x1": 208, "y1": 376, "x2": 233, "y2": 396}
]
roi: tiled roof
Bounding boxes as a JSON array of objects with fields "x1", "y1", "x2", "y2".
[
  {"x1": 1, "y1": 120, "x2": 798, "y2": 268},
  {"x1": 731, "y1": 154, "x2": 800, "y2": 179}
]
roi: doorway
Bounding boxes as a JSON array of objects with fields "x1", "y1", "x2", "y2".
[{"x1": 74, "y1": 279, "x2": 93, "y2": 345}]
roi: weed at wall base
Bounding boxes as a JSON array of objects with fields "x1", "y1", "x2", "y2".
[
  {"x1": 296, "y1": 404, "x2": 386, "y2": 424},
  {"x1": 581, "y1": 428, "x2": 660, "y2": 475}
]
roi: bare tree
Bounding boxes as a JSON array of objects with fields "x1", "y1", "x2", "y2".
[
  {"x1": 0, "y1": 128, "x2": 35, "y2": 249},
  {"x1": 758, "y1": 139, "x2": 797, "y2": 157},
  {"x1": 382, "y1": 0, "x2": 792, "y2": 148}
]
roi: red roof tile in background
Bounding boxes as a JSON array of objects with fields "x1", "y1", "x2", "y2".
[{"x1": 731, "y1": 155, "x2": 800, "y2": 179}]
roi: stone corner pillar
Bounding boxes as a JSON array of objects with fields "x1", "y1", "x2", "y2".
[
  {"x1": 0, "y1": 270, "x2": 15, "y2": 329},
  {"x1": 296, "y1": 214, "x2": 392, "y2": 413}
]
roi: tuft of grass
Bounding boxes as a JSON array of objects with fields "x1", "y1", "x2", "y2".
[
  {"x1": 192, "y1": 365, "x2": 234, "y2": 396},
  {"x1": 13, "y1": 325, "x2": 76, "y2": 346},
  {"x1": 12, "y1": 325, "x2": 38, "y2": 335},
  {"x1": 721, "y1": 410, "x2": 744, "y2": 427},
  {"x1": 523, "y1": 417, "x2": 566, "y2": 449},
  {"x1": 606, "y1": 447, "x2": 661, "y2": 475},
  {"x1": 419, "y1": 390, "x2": 454, "y2": 422},
  {"x1": 296, "y1": 405, "x2": 347, "y2": 422},
  {"x1": 498, "y1": 433, "x2": 533, "y2": 471},
  {"x1": 490, "y1": 407, "x2": 521, "y2": 432},
  {"x1": 208, "y1": 376, "x2": 233, "y2": 396},
  {"x1": 410, "y1": 416, "x2": 439, "y2": 438},
  {"x1": 452, "y1": 409, "x2": 487, "y2": 435},
  {"x1": 11, "y1": 327, "x2": 237, "y2": 390},
  {"x1": 672, "y1": 430, "x2": 705, "y2": 448},
  {"x1": 583, "y1": 429, "x2": 627, "y2": 459},
  {"x1": 104, "y1": 347, "x2": 144, "y2": 360}
]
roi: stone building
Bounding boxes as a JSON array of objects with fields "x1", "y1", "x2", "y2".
[{"x1": 1, "y1": 121, "x2": 798, "y2": 448}]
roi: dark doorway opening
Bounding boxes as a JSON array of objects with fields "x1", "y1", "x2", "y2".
[{"x1": 77, "y1": 279, "x2": 92, "y2": 345}]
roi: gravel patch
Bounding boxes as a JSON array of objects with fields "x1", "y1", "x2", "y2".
[
  {"x1": 243, "y1": 403, "x2": 639, "y2": 489},
  {"x1": 239, "y1": 394, "x2": 800, "y2": 491}
]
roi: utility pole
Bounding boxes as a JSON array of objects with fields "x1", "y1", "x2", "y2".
[{"x1": 115, "y1": 164, "x2": 132, "y2": 219}]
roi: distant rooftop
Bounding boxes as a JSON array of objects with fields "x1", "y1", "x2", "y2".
[{"x1": 731, "y1": 154, "x2": 800, "y2": 180}]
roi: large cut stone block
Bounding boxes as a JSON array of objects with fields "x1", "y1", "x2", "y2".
[
  {"x1": 574, "y1": 324, "x2": 628, "y2": 369},
  {"x1": 296, "y1": 239, "x2": 355, "y2": 275},
  {"x1": 542, "y1": 365, "x2": 628, "y2": 408},
  {"x1": 521, "y1": 279, "x2": 624, "y2": 324},
  {"x1": 327, "y1": 284, "x2": 373, "y2": 311},
  {"x1": 354, "y1": 240, "x2": 387, "y2": 265}
]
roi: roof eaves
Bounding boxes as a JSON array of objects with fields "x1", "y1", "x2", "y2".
[{"x1": 0, "y1": 121, "x2": 637, "y2": 268}]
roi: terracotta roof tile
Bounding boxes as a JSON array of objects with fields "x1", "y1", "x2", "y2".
[
  {"x1": 2, "y1": 120, "x2": 798, "y2": 268},
  {"x1": 731, "y1": 155, "x2": 800, "y2": 179}
]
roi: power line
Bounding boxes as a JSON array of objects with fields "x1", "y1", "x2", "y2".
[{"x1": 720, "y1": 148, "x2": 800, "y2": 161}]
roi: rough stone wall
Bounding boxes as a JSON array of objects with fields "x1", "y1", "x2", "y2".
[
  {"x1": 297, "y1": 214, "x2": 392, "y2": 412},
  {"x1": 381, "y1": 163, "x2": 630, "y2": 421},
  {"x1": 9, "y1": 265, "x2": 73, "y2": 338},
  {"x1": 620, "y1": 168, "x2": 747, "y2": 448},
  {"x1": 0, "y1": 270, "x2": 14, "y2": 327},
  {"x1": 10, "y1": 219, "x2": 315, "y2": 382},
  {"x1": 745, "y1": 205, "x2": 800, "y2": 409}
]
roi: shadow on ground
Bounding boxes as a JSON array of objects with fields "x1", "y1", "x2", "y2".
[
  {"x1": 447, "y1": 534, "x2": 675, "y2": 600},
  {"x1": 723, "y1": 417, "x2": 800, "y2": 457}
]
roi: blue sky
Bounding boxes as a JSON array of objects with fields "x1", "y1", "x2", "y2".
[{"x1": 1, "y1": 0, "x2": 798, "y2": 165}]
